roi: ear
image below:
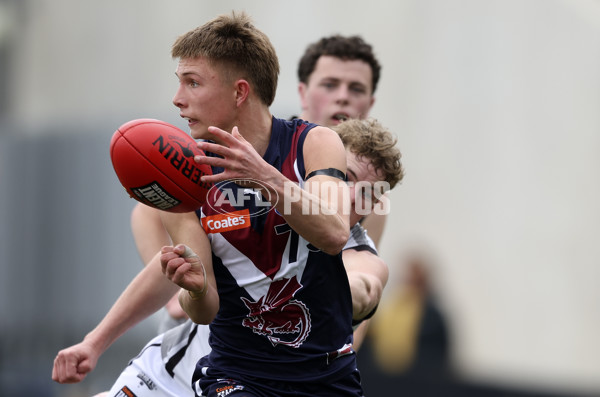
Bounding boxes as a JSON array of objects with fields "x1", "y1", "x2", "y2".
[
  {"x1": 235, "y1": 79, "x2": 250, "y2": 107},
  {"x1": 298, "y1": 82, "x2": 308, "y2": 110}
]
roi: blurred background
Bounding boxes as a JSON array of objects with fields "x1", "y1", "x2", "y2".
[{"x1": 1, "y1": 0, "x2": 599, "y2": 396}]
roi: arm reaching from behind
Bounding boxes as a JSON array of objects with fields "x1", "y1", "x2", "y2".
[
  {"x1": 343, "y1": 248, "x2": 389, "y2": 351},
  {"x1": 343, "y1": 248, "x2": 389, "y2": 323},
  {"x1": 130, "y1": 203, "x2": 171, "y2": 264},
  {"x1": 52, "y1": 340, "x2": 99, "y2": 384},
  {"x1": 52, "y1": 252, "x2": 180, "y2": 384},
  {"x1": 132, "y1": 203, "x2": 189, "y2": 323}
]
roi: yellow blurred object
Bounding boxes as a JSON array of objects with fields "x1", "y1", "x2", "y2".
[{"x1": 370, "y1": 286, "x2": 424, "y2": 373}]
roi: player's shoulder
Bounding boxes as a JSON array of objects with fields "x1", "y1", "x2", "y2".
[{"x1": 303, "y1": 124, "x2": 344, "y2": 155}]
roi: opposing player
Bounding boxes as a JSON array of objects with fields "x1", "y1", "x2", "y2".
[
  {"x1": 296, "y1": 34, "x2": 385, "y2": 248},
  {"x1": 295, "y1": 34, "x2": 387, "y2": 349}
]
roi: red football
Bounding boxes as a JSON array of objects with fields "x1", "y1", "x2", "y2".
[{"x1": 110, "y1": 119, "x2": 212, "y2": 213}]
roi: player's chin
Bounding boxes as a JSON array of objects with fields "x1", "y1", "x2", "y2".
[{"x1": 189, "y1": 124, "x2": 209, "y2": 140}]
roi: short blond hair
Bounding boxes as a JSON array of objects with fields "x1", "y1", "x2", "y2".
[
  {"x1": 171, "y1": 12, "x2": 279, "y2": 106},
  {"x1": 334, "y1": 118, "x2": 404, "y2": 190}
]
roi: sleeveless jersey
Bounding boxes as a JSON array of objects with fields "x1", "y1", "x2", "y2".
[
  {"x1": 197, "y1": 117, "x2": 356, "y2": 382},
  {"x1": 106, "y1": 221, "x2": 376, "y2": 397}
]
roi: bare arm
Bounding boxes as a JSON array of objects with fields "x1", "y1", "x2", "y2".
[
  {"x1": 52, "y1": 254, "x2": 179, "y2": 384},
  {"x1": 352, "y1": 319, "x2": 371, "y2": 351},
  {"x1": 344, "y1": 248, "x2": 388, "y2": 352},
  {"x1": 159, "y1": 211, "x2": 219, "y2": 324},
  {"x1": 130, "y1": 203, "x2": 171, "y2": 264},
  {"x1": 343, "y1": 248, "x2": 389, "y2": 321},
  {"x1": 131, "y1": 203, "x2": 188, "y2": 320},
  {"x1": 283, "y1": 126, "x2": 350, "y2": 253}
]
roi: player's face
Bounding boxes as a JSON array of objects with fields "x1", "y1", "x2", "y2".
[
  {"x1": 345, "y1": 151, "x2": 385, "y2": 226},
  {"x1": 173, "y1": 57, "x2": 237, "y2": 141},
  {"x1": 299, "y1": 56, "x2": 375, "y2": 127}
]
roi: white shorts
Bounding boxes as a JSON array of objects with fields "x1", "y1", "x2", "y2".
[{"x1": 106, "y1": 320, "x2": 211, "y2": 397}]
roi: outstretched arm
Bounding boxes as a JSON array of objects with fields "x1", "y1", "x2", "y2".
[
  {"x1": 52, "y1": 253, "x2": 179, "y2": 384},
  {"x1": 131, "y1": 203, "x2": 188, "y2": 321},
  {"x1": 130, "y1": 203, "x2": 171, "y2": 264}
]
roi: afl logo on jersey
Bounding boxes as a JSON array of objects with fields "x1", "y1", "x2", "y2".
[
  {"x1": 206, "y1": 178, "x2": 278, "y2": 218},
  {"x1": 240, "y1": 276, "x2": 311, "y2": 348}
]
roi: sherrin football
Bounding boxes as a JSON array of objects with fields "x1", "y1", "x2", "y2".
[{"x1": 110, "y1": 119, "x2": 212, "y2": 213}]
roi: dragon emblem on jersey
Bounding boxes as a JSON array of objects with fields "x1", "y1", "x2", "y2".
[{"x1": 241, "y1": 276, "x2": 311, "y2": 348}]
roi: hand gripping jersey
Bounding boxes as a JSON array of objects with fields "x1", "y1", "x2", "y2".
[{"x1": 197, "y1": 117, "x2": 356, "y2": 383}]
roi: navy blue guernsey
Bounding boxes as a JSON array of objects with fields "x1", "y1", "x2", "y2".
[{"x1": 196, "y1": 117, "x2": 356, "y2": 382}]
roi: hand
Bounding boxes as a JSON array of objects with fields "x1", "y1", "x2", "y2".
[
  {"x1": 160, "y1": 244, "x2": 207, "y2": 294},
  {"x1": 52, "y1": 341, "x2": 99, "y2": 384},
  {"x1": 194, "y1": 126, "x2": 275, "y2": 188}
]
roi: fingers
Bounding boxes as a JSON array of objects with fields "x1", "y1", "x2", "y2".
[
  {"x1": 161, "y1": 244, "x2": 185, "y2": 255},
  {"x1": 195, "y1": 125, "x2": 247, "y2": 159},
  {"x1": 173, "y1": 243, "x2": 187, "y2": 256},
  {"x1": 52, "y1": 353, "x2": 87, "y2": 384},
  {"x1": 160, "y1": 244, "x2": 195, "y2": 283},
  {"x1": 159, "y1": 244, "x2": 207, "y2": 294},
  {"x1": 160, "y1": 244, "x2": 186, "y2": 264},
  {"x1": 161, "y1": 253, "x2": 187, "y2": 279},
  {"x1": 181, "y1": 244, "x2": 198, "y2": 259},
  {"x1": 231, "y1": 126, "x2": 243, "y2": 139},
  {"x1": 207, "y1": 125, "x2": 244, "y2": 145},
  {"x1": 195, "y1": 140, "x2": 228, "y2": 158}
]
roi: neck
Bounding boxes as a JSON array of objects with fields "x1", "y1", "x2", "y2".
[{"x1": 234, "y1": 104, "x2": 273, "y2": 157}]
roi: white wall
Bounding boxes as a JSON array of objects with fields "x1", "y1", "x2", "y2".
[{"x1": 4, "y1": 0, "x2": 600, "y2": 394}]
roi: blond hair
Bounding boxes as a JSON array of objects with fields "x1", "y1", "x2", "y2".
[
  {"x1": 171, "y1": 12, "x2": 279, "y2": 106},
  {"x1": 334, "y1": 118, "x2": 404, "y2": 189}
]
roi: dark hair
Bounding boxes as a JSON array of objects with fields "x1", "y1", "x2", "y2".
[
  {"x1": 297, "y1": 35, "x2": 381, "y2": 94},
  {"x1": 172, "y1": 11, "x2": 279, "y2": 106}
]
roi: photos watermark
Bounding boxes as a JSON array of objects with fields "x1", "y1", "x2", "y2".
[{"x1": 206, "y1": 178, "x2": 391, "y2": 218}]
